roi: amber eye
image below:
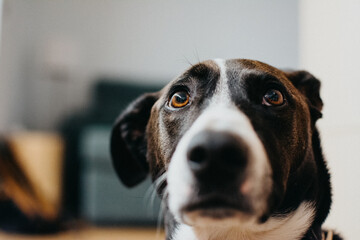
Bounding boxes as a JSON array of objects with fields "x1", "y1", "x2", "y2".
[
  {"x1": 262, "y1": 89, "x2": 284, "y2": 106},
  {"x1": 170, "y1": 91, "x2": 190, "y2": 108}
]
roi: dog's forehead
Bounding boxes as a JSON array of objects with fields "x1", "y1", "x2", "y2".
[
  {"x1": 172, "y1": 59, "x2": 288, "y2": 86},
  {"x1": 225, "y1": 59, "x2": 281, "y2": 73}
]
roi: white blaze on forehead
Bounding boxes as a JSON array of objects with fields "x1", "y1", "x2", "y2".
[
  {"x1": 213, "y1": 58, "x2": 232, "y2": 104},
  {"x1": 167, "y1": 58, "x2": 272, "y2": 222}
]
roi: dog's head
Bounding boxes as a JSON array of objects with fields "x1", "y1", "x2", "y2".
[{"x1": 111, "y1": 59, "x2": 324, "y2": 228}]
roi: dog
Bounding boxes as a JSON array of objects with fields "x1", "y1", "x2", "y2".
[{"x1": 111, "y1": 59, "x2": 342, "y2": 240}]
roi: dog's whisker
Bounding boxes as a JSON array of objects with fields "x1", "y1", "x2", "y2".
[
  {"x1": 156, "y1": 188, "x2": 169, "y2": 239},
  {"x1": 149, "y1": 186, "x2": 158, "y2": 214},
  {"x1": 154, "y1": 172, "x2": 167, "y2": 191},
  {"x1": 144, "y1": 181, "x2": 157, "y2": 204},
  {"x1": 193, "y1": 48, "x2": 201, "y2": 64},
  {"x1": 154, "y1": 172, "x2": 167, "y2": 186},
  {"x1": 143, "y1": 183, "x2": 157, "y2": 217},
  {"x1": 182, "y1": 55, "x2": 194, "y2": 67},
  {"x1": 152, "y1": 173, "x2": 168, "y2": 238},
  {"x1": 144, "y1": 183, "x2": 154, "y2": 203},
  {"x1": 144, "y1": 172, "x2": 168, "y2": 218}
]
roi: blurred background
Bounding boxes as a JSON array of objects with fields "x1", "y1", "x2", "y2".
[{"x1": 0, "y1": 0, "x2": 358, "y2": 239}]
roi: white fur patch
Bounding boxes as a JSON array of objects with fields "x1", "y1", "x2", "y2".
[
  {"x1": 171, "y1": 202, "x2": 315, "y2": 240},
  {"x1": 213, "y1": 58, "x2": 231, "y2": 104},
  {"x1": 171, "y1": 224, "x2": 197, "y2": 240}
]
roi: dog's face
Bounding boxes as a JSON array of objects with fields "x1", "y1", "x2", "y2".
[{"x1": 111, "y1": 59, "x2": 323, "y2": 229}]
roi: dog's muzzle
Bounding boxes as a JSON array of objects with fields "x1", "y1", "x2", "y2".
[{"x1": 167, "y1": 106, "x2": 272, "y2": 225}]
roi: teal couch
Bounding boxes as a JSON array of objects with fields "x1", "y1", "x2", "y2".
[{"x1": 60, "y1": 79, "x2": 162, "y2": 225}]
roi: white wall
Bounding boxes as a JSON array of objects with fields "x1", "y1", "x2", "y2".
[
  {"x1": 0, "y1": 0, "x2": 299, "y2": 130},
  {"x1": 300, "y1": 1, "x2": 360, "y2": 239}
]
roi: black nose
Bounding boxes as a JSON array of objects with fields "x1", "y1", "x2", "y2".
[{"x1": 187, "y1": 131, "x2": 248, "y2": 173}]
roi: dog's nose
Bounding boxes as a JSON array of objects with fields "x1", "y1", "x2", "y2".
[{"x1": 187, "y1": 131, "x2": 248, "y2": 173}]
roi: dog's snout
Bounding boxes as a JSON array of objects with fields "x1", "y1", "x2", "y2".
[{"x1": 187, "y1": 131, "x2": 248, "y2": 173}]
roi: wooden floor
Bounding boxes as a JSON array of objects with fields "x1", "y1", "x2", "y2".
[{"x1": 0, "y1": 227, "x2": 165, "y2": 240}]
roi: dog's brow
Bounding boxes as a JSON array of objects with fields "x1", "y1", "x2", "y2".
[
  {"x1": 173, "y1": 77, "x2": 193, "y2": 86},
  {"x1": 187, "y1": 63, "x2": 212, "y2": 77},
  {"x1": 171, "y1": 63, "x2": 220, "y2": 91}
]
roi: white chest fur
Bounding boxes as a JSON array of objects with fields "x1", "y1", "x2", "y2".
[{"x1": 171, "y1": 202, "x2": 315, "y2": 240}]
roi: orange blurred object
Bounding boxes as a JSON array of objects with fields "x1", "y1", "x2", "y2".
[{"x1": 1, "y1": 132, "x2": 64, "y2": 220}]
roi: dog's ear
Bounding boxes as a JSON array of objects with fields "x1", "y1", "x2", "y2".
[
  {"x1": 285, "y1": 71, "x2": 323, "y2": 121},
  {"x1": 111, "y1": 93, "x2": 159, "y2": 187}
]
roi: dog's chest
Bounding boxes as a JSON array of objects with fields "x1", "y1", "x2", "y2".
[
  {"x1": 171, "y1": 225, "x2": 267, "y2": 240},
  {"x1": 171, "y1": 226, "x2": 302, "y2": 240},
  {"x1": 170, "y1": 201, "x2": 315, "y2": 240}
]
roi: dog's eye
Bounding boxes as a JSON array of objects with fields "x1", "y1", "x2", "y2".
[
  {"x1": 262, "y1": 89, "x2": 284, "y2": 106},
  {"x1": 170, "y1": 91, "x2": 190, "y2": 108}
]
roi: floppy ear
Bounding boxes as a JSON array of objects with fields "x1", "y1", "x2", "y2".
[
  {"x1": 110, "y1": 93, "x2": 159, "y2": 187},
  {"x1": 285, "y1": 71, "x2": 323, "y2": 121}
]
